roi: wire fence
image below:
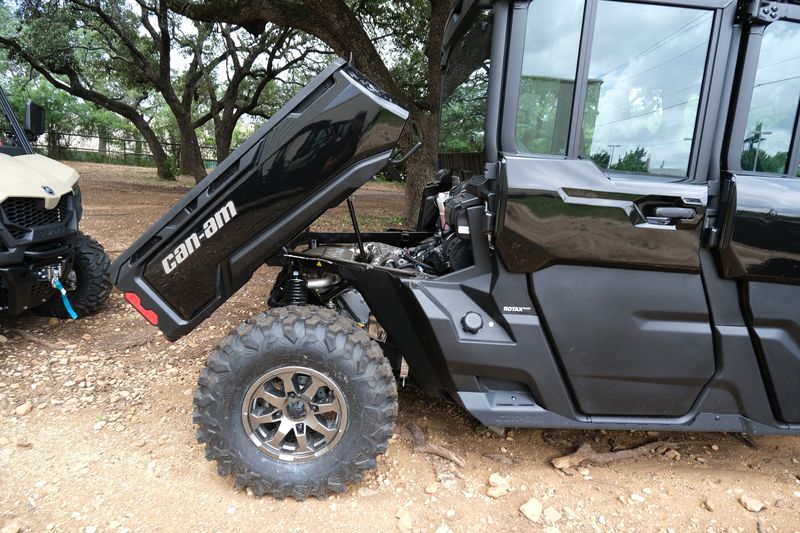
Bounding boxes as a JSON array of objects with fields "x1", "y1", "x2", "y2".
[{"x1": 32, "y1": 131, "x2": 219, "y2": 169}]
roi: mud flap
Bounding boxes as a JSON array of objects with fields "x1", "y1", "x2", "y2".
[{"x1": 111, "y1": 59, "x2": 409, "y2": 339}]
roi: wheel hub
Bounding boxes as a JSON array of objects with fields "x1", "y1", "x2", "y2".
[
  {"x1": 241, "y1": 365, "x2": 348, "y2": 463},
  {"x1": 285, "y1": 399, "x2": 307, "y2": 420}
]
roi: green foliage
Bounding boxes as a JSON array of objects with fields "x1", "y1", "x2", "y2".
[
  {"x1": 591, "y1": 147, "x2": 650, "y2": 173},
  {"x1": 613, "y1": 147, "x2": 649, "y2": 172},
  {"x1": 741, "y1": 122, "x2": 790, "y2": 174},
  {"x1": 590, "y1": 150, "x2": 611, "y2": 169},
  {"x1": 390, "y1": 47, "x2": 428, "y2": 104},
  {"x1": 0, "y1": 0, "x2": 436, "y2": 186},
  {"x1": 516, "y1": 77, "x2": 572, "y2": 155},
  {"x1": 6, "y1": 0, "x2": 169, "y2": 133},
  {"x1": 438, "y1": 68, "x2": 488, "y2": 153},
  {"x1": 436, "y1": 8, "x2": 494, "y2": 155},
  {"x1": 2, "y1": 73, "x2": 136, "y2": 138},
  {"x1": 351, "y1": 0, "x2": 431, "y2": 103},
  {"x1": 741, "y1": 148, "x2": 789, "y2": 174}
]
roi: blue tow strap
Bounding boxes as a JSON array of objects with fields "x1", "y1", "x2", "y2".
[{"x1": 53, "y1": 278, "x2": 78, "y2": 319}]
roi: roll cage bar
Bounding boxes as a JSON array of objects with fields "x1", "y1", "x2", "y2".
[{"x1": 0, "y1": 86, "x2": 34, "y2": 155}]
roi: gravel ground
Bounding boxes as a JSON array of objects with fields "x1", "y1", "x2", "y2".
[{"x1": 1, "y1": 162, "x2": 799, "y2": 533}]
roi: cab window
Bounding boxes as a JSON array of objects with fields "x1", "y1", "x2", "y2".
[
  {"x1": 581, "y1": 2, "x2": 713, "y2": 177},
  {"x1": 514, "y1": 0, "x2": 714, "y2": 178},
  {"x1": 515, "y1": 0, "x2": 583, "y2": 156},
  {"x1": 739, "y1": 21, "x2": 800, "y2": 175},
  {"x1": 438, "y1": 9, "x2": 493, "y2": 155}
]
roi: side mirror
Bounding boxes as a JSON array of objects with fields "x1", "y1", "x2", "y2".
[{"x1": 24, "y1": 101, "x2": 46, "y2": 139}]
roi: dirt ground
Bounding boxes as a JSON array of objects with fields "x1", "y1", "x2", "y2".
[{"x1": 1, "y1": 162, "x2": 799, "y2": 533}]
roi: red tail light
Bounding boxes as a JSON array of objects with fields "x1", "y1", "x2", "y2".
[{"x1": 124, "y1": 292, "x2": 159, "y2": 326}]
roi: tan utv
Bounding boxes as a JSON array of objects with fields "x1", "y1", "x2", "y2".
[{"x1": 0, "y1": 87, "x2": 110, "y2": 318}]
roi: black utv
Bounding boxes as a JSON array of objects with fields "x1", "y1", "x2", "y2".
[
  {"x1": 112, "y1": 0, "x2": 800, "y2": 499},
  {"x1": 0, "y1": 87, "x2": 111, "y2": 318}
]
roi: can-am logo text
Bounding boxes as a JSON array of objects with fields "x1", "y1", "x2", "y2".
[{"x1": 162, "y1": 201, "x2": 238, "y2": 274}]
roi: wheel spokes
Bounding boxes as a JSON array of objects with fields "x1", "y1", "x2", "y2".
[
  {"x1": 302, "y1": 377, "x2": 323, "y2": 400},
  {"x1": 248, "y1": 409, "x2": 280, "y2": 426},
  {"x1": 311, "y1": 401, "x2": 337, "y2": 414},
  {"x1": 307, "y1": 416, "x2": 337, "y2": 440},
  {"x1": 276, "y1": 371, "x2": 298, "y2": 396},
  {"x1": 253, "y1": 388, "x2": 287, "y2": 409},
  {"x1": 268, "y1": 418, "x2": 294, "y2": 449},
  {"x1": 294, "y1": 423, "x2": 310, "y2": 454}
]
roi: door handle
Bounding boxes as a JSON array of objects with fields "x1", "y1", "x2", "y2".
[
  {"x1": 654, "y1": 207, "x2": 696, "y2": 219},
  {"x1": 633, "y1": 199, "x2": 702, "y2": 230}
]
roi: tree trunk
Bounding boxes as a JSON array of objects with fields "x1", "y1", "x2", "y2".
[
  {"x1": 400, "y1": 0, "x2": 451, "y2": 226},
  {"x1": 151, "y1": 143, "x2": 175, "y2": 181},
  {"x1": 125, "y1": 113, "x2": 174, "y2": 180},
  {"x1": 216, "y1": 136, "x2": 233, "y2": 163},
  {"x1": 179, "y1": 137, "x2": 193, "y2": 173},
  {"x1": 214, "y1": 121, "x2": 235, "y2": 163},
  {"x1": 132, "y1": 118, "x2": 175, "y2": 181},
  {"x1": 46, "y1": 129, "x2": 59, "y2": 159},
  {"x1": 176, "y1": 124, "x2": 207, "y2": 182},
  {"x1": 403, "y1": 110, "x2": 439, "y2": 226}
]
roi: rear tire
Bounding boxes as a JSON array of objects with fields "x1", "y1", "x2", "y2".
[
  {"x1": 38, "y1": 232, "x2": 111, "y2": 319},
  {"x1": 193, "y1": 306, "x2": 398, "y2": 499}
]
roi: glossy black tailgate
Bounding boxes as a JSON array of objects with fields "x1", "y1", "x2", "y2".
[{"x1": 111, "y1": 59, "x2": 409, "y2": 339}]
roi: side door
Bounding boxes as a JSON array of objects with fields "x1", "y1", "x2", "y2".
[
  {"x1": 716, "y1": 3, "x2": 800, "y2": 423},
  {"x1": 495, "y1": 0, "x2": 729, "y2": 417}
]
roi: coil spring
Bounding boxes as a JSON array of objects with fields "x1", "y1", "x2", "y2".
[{"x1": 284, "y1": 270, "x2": 307, "y2": 305}]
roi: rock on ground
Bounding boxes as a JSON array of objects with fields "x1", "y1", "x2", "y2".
[
  {"x1": 15, "y1": 401, "x2": 32, "y2": 416},
  {"x1": 543, "y1": 506, "x2": 562, "y2": 523},
  {"x1": 520, "y1": 497, "x2": 543, "y2": 523},
  {"x1": 739, "y1": 494, "x2": 765, "y2": 512},
  {"x1": 1, "y1": 521, "x2": 22, "y2": 533},
  {"x1": 396, "y1": 508, "x2": 413, "y2": 531}
]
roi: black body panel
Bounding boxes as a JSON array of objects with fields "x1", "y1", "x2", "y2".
[
  {"x1": 719, "y1": 175, "x2": 800, "y2": 283},
  {"x1": 533, "y1": 265, "x2": 715, "y2": 416},
  {"x1": 111, "y1": 60, "x2": 409, "y2": 338},
  {"x1": 291, "y1": 207, "x2": 798, "y2": 434},
  {"x1": 496, "y1": 157, "x2": 706, "y2": 273},
  {"x1": 493, "y1": 155, "x2": 716, "y2": 418},
  {"x1": 405, "y1": 207, "x2": 574, "y2": 414},
  {"x1": 715, "y1": 176, "x2": 800, "y2": 424},
  {"x1": 746, "y1": 282, "x2": 800, "y2": 423},
  {"x1": 341, "y1": 266, "x2": 455, "y2": 397}
]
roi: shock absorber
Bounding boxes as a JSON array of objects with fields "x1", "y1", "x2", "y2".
[{"x1": 283, "y1": 267, "x2": 307, "y2": 305}]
